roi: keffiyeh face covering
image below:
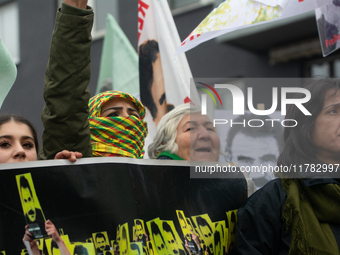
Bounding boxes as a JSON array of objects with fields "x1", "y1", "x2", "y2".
[{"x1": 88, "y1": 91, "x2": 148, "y2": 158}]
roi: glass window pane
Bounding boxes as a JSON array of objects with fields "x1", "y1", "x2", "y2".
[
  {"x1": 334, "y1": 59, "x2": 340, "y2": 78},
  {"x1": 311, "y1": 62, "x2": 330, "y2": 77}
]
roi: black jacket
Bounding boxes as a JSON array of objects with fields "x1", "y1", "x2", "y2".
[{"x1": 231, "y1": 178, "x2": 340, "y2": 254}]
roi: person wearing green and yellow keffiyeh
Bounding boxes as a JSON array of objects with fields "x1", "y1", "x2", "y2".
[
  {"x1": 232, "y1": 79, "x2": 340, "y2": 255},
  {"x1": 88, "y1": 90, "x2": 148, "y2": 158},
  {"x1": 40, "y1": 3, "x2": 148, "y2": 161}
]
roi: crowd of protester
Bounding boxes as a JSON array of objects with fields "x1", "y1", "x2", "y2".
[{"x1": 1, "y1": 0, "x2": 340, "y2": 254}]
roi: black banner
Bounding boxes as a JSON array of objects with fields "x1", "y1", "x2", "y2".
[{"x1": 0, "y1": 158, "x2": 247, "y2": 254}]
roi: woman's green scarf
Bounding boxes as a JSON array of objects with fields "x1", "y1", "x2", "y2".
[
  {"x1": 282, "y1": 178, "x2": 340, "y2": 254},
  {"x1": 157, "y1": 151, "x2": 183, "y2": 160}
]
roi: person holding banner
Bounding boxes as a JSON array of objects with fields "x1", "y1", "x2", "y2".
[
  {"x1": 40, "y1": 0, "x2": 148, "y2": 161},
  {"x1": 148, "y1": 103, "x2": 220, "y2": 161},
  {"x1": 184, "y1": 231, "x2": 204, "y2": 255},
  {"x1": 0, "y1": 114, "x2": 39, "y2": 163},
  {"x1": 0, "y1": 113, "x2": 82, "y2": 163},
  {"x1": 147, "y1": 103, "x2": 260, "y2": 195},
  {"x1": 55, "y1": 90, "x2": 148, "y2": 160},
  {"x1": 87, "y1": 90, "x2": 148, "y2": 158},
  {"x1": 232, "y1": 79, "x2": 340, "y2": 254},
  {"x1": 23, "y1": 220, "x2": 71, "y2": 255}
]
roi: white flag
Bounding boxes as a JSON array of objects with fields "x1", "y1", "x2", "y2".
[
  {"x1": 176, "y1": 0, "x2": 333, "y2": 54},
  {"x1": 138, "y1": 0, "x2": 200, "y2": 156}
]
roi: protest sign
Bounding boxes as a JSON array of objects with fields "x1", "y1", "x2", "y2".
[
  {"x1": 315, "y1": 2, "x2": 340, "y2": 56},
  {"x1": 138, "y1": 0, "x2": 200, "y2": 155},
  {"x1": 0, "y1": 158, "x2": 247, "y2": 254}
]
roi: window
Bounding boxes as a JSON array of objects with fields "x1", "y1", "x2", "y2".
[
  {"x1": 334, "y1": 60, "x2": 340, "y2": 77},
  {"x1": 0, "y1": 1, "x2": 20, "y2": 63},
  {"x1": 304, "y1": 54, "x2": 340, "y2": 78},
  {"x1": 58, "y1": 0, "x2": 118, "y2": 39},
  {"x1": 311, "y1": 62, "x2": 330, "y2": 77}
]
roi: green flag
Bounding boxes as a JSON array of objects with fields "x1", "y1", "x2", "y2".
[
  {"x1": 0, "y1": 38, "x2": 17, "y2": 110},
  {"x1": 96, "y1": 14, "x2": 139, "y2": 96}
]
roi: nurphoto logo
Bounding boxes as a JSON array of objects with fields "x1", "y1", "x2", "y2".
[{"x1": 196, "y1": 82, "x2": 312, "y2": 128}]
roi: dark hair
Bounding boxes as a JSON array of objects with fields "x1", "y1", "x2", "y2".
[
  {"x1": 214, "y1": 230, "x2": 221, "y2": 246},
  {"x1": 121, "y1": 226, "x2": 129, "y2": 251},
  {"x1": 178, "y1": 211, "x2": 185, "y2": 221},
  {"x1": 19, "y1": 175, "x2": 32, "y2": 196},
  {"x1": 95, "y1": 232, "x2": 106, "y2": 241},
  {"x1": 122, "y1": 225, "x2": 127, "y2": 240},
  {"x1": 135, "y1": 219, "x2": 142, "y2": 226},
  {"x1": 139, "y1": 40, "x2": 159, "y2": 120},
  {"x1": 277, "y1": 79, "x2": 340, "y2": 167},
  {"x1": 151, "y1": 222, "x2": 165, "y2": 244},
  {"x1": 225, "y1": 113, "x2": 283, "y2": 161},
  {"x1": 74, "y1": 245, "x2": 89, "y2": 255},
  {"x1": 196, "y1": 217, "x2": 212, "y2": 233},
  {"x1": 116, "y1": 225, "x2": 121, "y2": 242},
  {"x1": 0, "y1": 114, "x2": 39, "y2": 155},
  {"x1": 162, "y1": 221, "x2": 174, "y2": 238},
  {"x1": 148, "y1": 241, "x2": 153, "y2": 250}
]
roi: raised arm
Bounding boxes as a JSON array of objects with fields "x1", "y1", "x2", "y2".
[
  {"x1": 45, "y1": 220, "x2": 71, "y2": 255},
  {"x1": 39, "y1": 0, "x2": 93, "y2": 160},
  {"x1": 22, "y1": 225, "x2": 40, "y2": 255}
]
